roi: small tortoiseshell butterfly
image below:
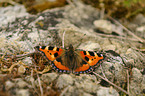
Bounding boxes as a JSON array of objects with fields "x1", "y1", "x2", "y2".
[{"x1": 35, "y1": 44, "x2": 105, "y2": 74}]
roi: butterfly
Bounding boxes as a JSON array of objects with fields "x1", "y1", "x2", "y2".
[{"x1": 35, "y1": 44, "x2": 105, "y2": 74}]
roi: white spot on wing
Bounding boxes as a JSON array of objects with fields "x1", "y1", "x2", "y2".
[
  {"x1": 46, "y1": 46, "x2": 49, "y2": 50},
  {"x1": 86, "y1": 51, "x2": 90, "y2": 55},
  {"x1": 88, "y1": 59, "x2": 92, "y2": 63},
  {"x1": 51, "y1": 55, "x2": 55, "y2": 59},
  {"x1": 53, "y1": 47, "x2": 57, "y2": 51}
]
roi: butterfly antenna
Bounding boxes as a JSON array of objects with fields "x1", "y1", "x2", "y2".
[{"x1": 62, "y1": 30, "x2": 66, "y2": 48}]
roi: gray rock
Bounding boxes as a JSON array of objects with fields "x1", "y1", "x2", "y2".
[
  {"x1": 132, "y1": 68, "x2": 142, "y2": 83},
  {"x1": 129, "y1": 68, "x2": 143, "y2": 95},
  {"x1": 40, "y1": 72, "x2": 58, "y2": 84},
  {"x1": 102, "y1": 44, "x2": 116, "y2": 51},
  {"x1": 18, "y1": 65, "x2": 26, "y2": 74},
  {"x1": 22, "y1": 57, "x2": 33, "y2": 66},
  {"x1": 136, "y1": 25, "x2": 145, "y2": 32},
  {"x1": 78, "y1": 42, "x2": 101, "y2": 51},
  {"x1": 0, "y1": 5, "x2": 29, "y2": 26},
  {"x1": 60, "y1": 86, "x2": 93, "y2": 96},
  {"x1": 56, "y1": 21, "x2": 101, "y2": 47},
  {"x1": 96, "y1": 86, "x2": 119, "y2": 96},
  {"x1": 136, "y1": 26, "x2": 145, "y2": 38},
  {"x1": 5, "y1": 80, "x2": 15, "y2": 90},
  {"x1": 75, "y1": 74, "x2": 99, "y2": 93},
  {"x1": 141, "y1": 75, "x2": 145, "y2": 92},
  {"x1": 94, "y1": 20, "x2": 113, "y2": 34},
  {"x1": 99, "y1": 38, "x2": 111, "y2": 49},
  {"x1": 133, "y1": 14, "x2": 145, "y2": 25},
  {"x1": 14, "y1": 78, "x2": 28, "y2": 88},
  {"x1": 124, "y1": 48, "x2": 145, "y2": 69},
  {"x1": 0, "y1": 1, "x2": 144, "y2": 96},
  {"x1": 16, "y1": 89, "x2": 30, "y2": 96},
  {"x1": 64, "y1": 1, "x2": 99, "y2": 29},
  {"x1": 56, "y1": 74, "x2": 74, "y2": 89}
]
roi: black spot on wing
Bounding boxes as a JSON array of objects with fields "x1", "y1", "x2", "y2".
[
  {"x1": 83, "y1": 51, "x2": 86, "y2": 55},
  {"x1": 56, "y1": 48, "x2": 59, "y2": 51},
  {"x1": 56, "y1": 57, "x2": 62, "y2": 63},
  {"x1": 89, "y1": 51, "x2": 95, "y2": 56},
  {"x1": 54, "y1": 53, "x2": 58, "y2": 57},
  {"x1": 85, "y1": 56, "x2": 89, "y2": 61},
  {"x1": 97, "y1": 53, "x2": 102, "y2": 57},
  {"x1": 48, "y1": 46, "x2": 54, "y2": 50},
  {"x1": 41, "y1": 46, "x2": 46, "y2": 50}
]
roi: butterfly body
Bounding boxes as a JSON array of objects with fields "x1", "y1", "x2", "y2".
[{"x1": 36, "y1": 44, "x2": 105, "y2": 74}]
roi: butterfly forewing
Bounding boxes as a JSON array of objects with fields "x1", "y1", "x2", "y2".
[{"x1": 36, "y1": 46, "x2": 64, "y2": 61}]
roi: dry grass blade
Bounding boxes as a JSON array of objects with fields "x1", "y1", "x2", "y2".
[
  {"x1": 96, "y1": 32, "x2": 141, "y2": 42},
  {"x1": 0, "y1": 0, "x2": 19, "y2": 5},
  {"x1": 60, "y1": 85, "x2": 70, "y2": 96},
  {"x1": 107, "y1": 16, "x2": 145, "y2": 43},
  {"x1": 1, "y1": 52, "x2": 35, "y2": 60},
  {"x1": 126, "y1": 70, "x2": 130, "y2": 95},
  {"x1": 92, "y1": 72, "x2": 129, "y2": 95},
  {"x1": 1, "y1": 61, "x2": 28, "y2": 73},
  {"x1": 30, "y1": 70, "x2": 39, "y2": 95},
  {"x1": 34, "y1": 66, "x2": 50, "y2": 74},
  {"x1": 34, "y1": 64, "x2": 43, "y2": 96}
]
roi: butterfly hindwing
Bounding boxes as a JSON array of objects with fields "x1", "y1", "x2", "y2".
[
  {"x1": 51, "y1": 59, "x2": 70, "y2": 72},
  {"x1": 36, "y1": 46, "x2": 71, "y2": 72},
  {"x1": 74, "y1": 63, "x2": 92, "y2": 74}
]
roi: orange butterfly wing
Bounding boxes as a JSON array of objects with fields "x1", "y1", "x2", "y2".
[
  {"x1": 74, "y1": 51, "x2": 104, "y2": 73},
  {"x1": 36, "y1": 46, "x2": 70, "y2": 71},
  {"x1": 36, "y1": 46, "x2": 105, "y2": 74}
]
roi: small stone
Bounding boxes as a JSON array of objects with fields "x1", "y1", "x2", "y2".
[
  {"x1": 40, "y1": 73, "x2": 58, "y2": 84},
  {"x1": 102, "y1": 44, "x2": 116, "y2": 51},
  {"x1": 129, "y1": 68, "x2": 143, "y2": 95},
  {"x1": 75, "y1": 74, "x2": 99, "y2": 93},
  {"x1": 126, "y1": 48, "x2": 133, "y2": 55},
  {"x1": 132, "y1": 68, "x2": 142, "y2": 82},
  {"x1": 15, "y1": 78, "x2": 28, "y2": 88},
  {"x1": 22, "y1": 57, "x2": 32, "y2": 65},
  {"x1": 78, "y1": 42, "x2": 101, "y2": 50},
  {"x1": 5, "y1": 80, "x2": 15, "y2": 90},
  {"x1": 18, "y1": 65, "x2": 26, "y2": 74},
  {"x1": 16, "y1": 89, "x2": 29, "y2": 96},
  {"x1": 136, "y1": 26, "x2": 145, "y2": 32},
  {"x1": 133, "y1": 14, "x2": 145, "y2": 25},
  {"x1": 0, "y1": 5, "x2": 29, "y2": 26},
  {"x1": 56, "y1": 74, "x2": 74, "y2": 89},
  {"x1": 94, "y1": 20, "x2": 112, "y2": 34},
  {"x1": 125, "y1": 48, "x2": 144, "y2": 68},
  {"x1": 96, "y1": 87, "x2": 119, "y2": 96},
  {"x1": 141, "y1": 75, "x2": 145, "y2": 91},
  {"x1": 61, "y1": 86, "x2": 93, "y2": 96}
]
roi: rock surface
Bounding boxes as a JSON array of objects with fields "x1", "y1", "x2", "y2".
[{"x1": 0, "y1": 1, "x2": 145, "y2": 96}]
